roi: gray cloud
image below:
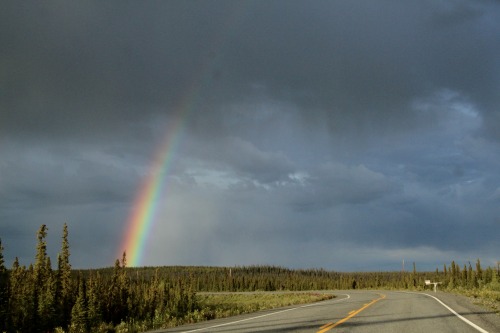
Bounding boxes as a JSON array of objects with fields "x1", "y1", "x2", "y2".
[
  {"x1": 1, "y1": 1, "x2": 499, "y2": 270},
  {"x1": 2, "y1": 1, "x2": 499, "y2": 140},
  {"x1": 286, "y1": 163, "x2": 395, "y2": 212}
]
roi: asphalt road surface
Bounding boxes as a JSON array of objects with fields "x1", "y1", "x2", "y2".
[{"x1": 151, "y1": 291, "x2": 500, "y2": 333}]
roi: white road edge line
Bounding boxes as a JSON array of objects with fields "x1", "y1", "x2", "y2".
[
  {"x1": 401, "y1": 291, "x2": 489, "y2": 333},
  {"x1": 180, "y1": 294, "x2": 351, "y2": 333}
]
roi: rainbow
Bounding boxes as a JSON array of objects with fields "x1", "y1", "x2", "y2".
[
  {"x1": 118, "y1": 4, "x2": 247, "y2": 266},
  {"x1": 118, "y1": 110, "x2": 186, "y2": 267},
  {"x1": 119, "y1": 56, "x2": 218, "y2": 267}
]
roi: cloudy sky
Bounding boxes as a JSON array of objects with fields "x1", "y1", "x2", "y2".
[{"x1": 1, "y1": 1, "x2": 499, "y2": 271}]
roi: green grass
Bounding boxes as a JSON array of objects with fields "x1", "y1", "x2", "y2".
[
  {"x1": 448, "y1": 285, "x2": 500, "y2": 315},
  {"x1": 464, "y1": 289, "x2": 500, "y2": 314},
  {"x1": 193, "y1": 292, "x2": 336, "y2": 321}
]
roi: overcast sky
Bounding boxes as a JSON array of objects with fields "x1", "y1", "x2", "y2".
[{"x1": 1, "y1": 1, "x2": 499, "y2": 271}]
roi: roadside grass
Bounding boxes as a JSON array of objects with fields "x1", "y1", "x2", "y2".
[
  {"x1": 194, "y1": 292, "x2": 336, "y2": 321},
  {"x1": 113, "y1": 292, "x2": 336, "y2": 331},
  {"x1": 466, "y1": 289, "x2": 500, "y2": 314},
  {"x1": 449, "y1": 287, "x2": 500, "y2": 315}
]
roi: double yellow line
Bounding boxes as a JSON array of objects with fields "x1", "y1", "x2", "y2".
[{"x1": 317, "y1": 293, "x2": 386, "y2": 332}]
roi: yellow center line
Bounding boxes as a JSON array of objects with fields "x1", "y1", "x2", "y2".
[
  {"x1": 317, "y1": 294, "x2": 386, "y2": 333},
  {"x1": 319, "y1": 322, "x2": 334, "y2": 329}
]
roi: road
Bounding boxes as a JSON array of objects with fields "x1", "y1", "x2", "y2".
[{"x1": 151, "y1": 291, "x2": 500, "y2": 333}]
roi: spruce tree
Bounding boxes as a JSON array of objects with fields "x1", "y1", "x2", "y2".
[
  {"x1": 411, "y1": 262, "x2": 417, "y2": 288},
  {"x1": 57, "y1": 223, "x2": 73, "y2": 328},
  {"x1": 462, "y1": 264, "x2": 468, "y2": 287},
  {"x1": 467, "y1": 262, "x2": 476, "y2": 288},
  {"x1": 475, "y1": 259, "x2": 482, "y2": 284},
  {"x1": 9, "y1": 258, "x2": 35, "y2": 332},
  {"x1": 70, "y1": 278, "x2": 88, "y2": 333},
  {"x1": 119, "y1": 252, "x2": 130, "y2": 323},
  {"x1": 0, "y1": 239, "x2": 8, "y2": 332},
  {"x1": 107, "y1": 258, "x2": 128, "y2": 324},
  {"x1": 8, "y1": 258, "x2": 21, "y2": 331},
  {"x1": 34, "y1": 224, "x2": 50, "y2": 331},
  {"x1": 0, "y1": 238, "x2": 5, "y2": 273},
  {"x1": 86, "y1": 272, "x2": 102, "y2": 332},
  {"x1": 449, "y1": 261, "x2": 457, "y2": 289},
  {"x1": 34, "y1": 224, "x2": 49, "y2": 277},
  {"x1": 38, "y1": 257, "x2": 57, "y2": 332},
  {"x1": 490, "y1": 265, "x2": 500, "y2": 291}
]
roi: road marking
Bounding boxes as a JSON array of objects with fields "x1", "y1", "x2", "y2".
[
  {"x1": 180, "y1": 294, "x2": 350, "y2": 332},
  {"x1": 401, "y1": 291, "x2": 490, "y2": 333},
  {"x1": 320, "y1": 322, "x2": 334, "y2": 329},
  {"x1": 317, "y1": 293, "x2": 386, "y2": 333}
]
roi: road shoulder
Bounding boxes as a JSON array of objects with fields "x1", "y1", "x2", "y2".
[{"x1": 422, "y1": 291, "x2": 500, "y2": 333}]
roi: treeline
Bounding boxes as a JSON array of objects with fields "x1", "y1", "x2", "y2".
[
  {"x1": 0, "y1": 224, "x2": 498, "y2": 333},
  {"x1": 0, "y1": 224, "x2": 198, "y2": 333},
  {"x1": 110, "y1": 265, "x2": 433, "y2": 292},
  {"x1": 438, "y1": 259, "x2": 500, "y2": 290},
  {"x1": 99, "y1": 260, "x2": 499, "y2": 293}
]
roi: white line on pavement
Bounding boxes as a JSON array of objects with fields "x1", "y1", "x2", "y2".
[{"x1": 401, "y1": 291, "x2": 489, "y2": 333}]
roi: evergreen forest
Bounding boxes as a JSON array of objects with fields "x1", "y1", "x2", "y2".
[{"x1": 0, "y1": 224, "x2": 498, "y2": 333}]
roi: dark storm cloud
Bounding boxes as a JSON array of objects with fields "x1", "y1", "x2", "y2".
[
  {"x1": 0, "y1": 143, "x2": 138, "y2": 206},
  {"x1": 214, "y1": 1, "x2": 500, "y2": 136},
  {"x1": 0, "y1": 141, "x2": 137, "y2": 266},
  {"x1": 2, "y1": 1, "x2": 499, "y2": 140},
  {"x1": 0, "y1": 1, "x2": 237, "y2": 139},
  {"x1": 1, "y1": 1, "x2": 499, "y2": 269}
]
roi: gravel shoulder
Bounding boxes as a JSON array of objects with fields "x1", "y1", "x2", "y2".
[{"x1": 424, "y1": 291, "x2": 500, "y2": 332}]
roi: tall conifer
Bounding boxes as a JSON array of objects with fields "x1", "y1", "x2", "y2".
[
  {"x1": 58, "y1": 223, "x2": 73, "y2": 327},
  {"x1": 0, "y1": 239, "x2": 8, "y2": 332},
  {"x1": 38, "y1": 257, "x2": 57, "y2": 331},
  {"x1": 70, "y1": 278, "x2": 88, "y2": 333},
  {"x1": 86, "y1": 272, "x2": 102, "y2": 331},
  {"x1": 34, "y1": 224, "x2": 48, "y2": 277},
  {"x1": 0, "y1": 238, "x2": 5, "y2": 273},
  {"x1": 33, "y1": 224, "x2": 50, "y2": 331},
  {"x1": 475, "y1": 258, "x2": 482, "y2": 282},
  {"x1": 8, "y1": 258, "x2": 21, "y2": 331}
]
